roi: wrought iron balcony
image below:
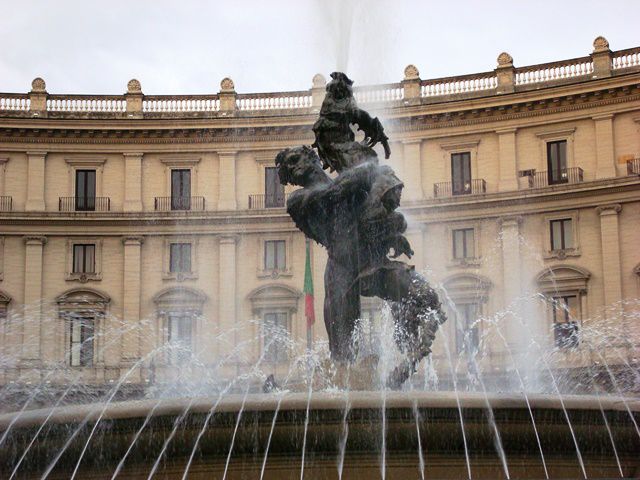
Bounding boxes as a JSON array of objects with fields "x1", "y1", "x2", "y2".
[
  {"x1": 154, "y1": 196, "x2": 205, "y2": 211},
  {"x1": 627, "y1": 157, "x2": 640, "y2": 175},
  {"x1": 59, "y1": 197, "x2": 110, "y2": 212},
  {"x1": 526, "y1": 167, "x2": 584, "y2": 188},
  {"x1": 248, "y1": 194, "x2": 288, "y2": 209},
  {"x1": 433, "y1": 179, "x2": 486, "y2": 198},
  {"x1": 0, "y1": 196, "x2": 12, "y2": 211}
]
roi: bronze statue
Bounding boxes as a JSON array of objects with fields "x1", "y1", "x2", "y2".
[{"x1": 275, "y1": 73, "x2": 446, "y2": 388}]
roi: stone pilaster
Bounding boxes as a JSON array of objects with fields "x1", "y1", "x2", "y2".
[
  {"x1": 591, "y1": 36, "x2": 612, "y2": 79},
  {"x1": 593, "y1": 114, "x2": 616, "y2": 179},
  {"x1": 28, "y1": 78, "x2": 47, "y2": 115},
  {"x1": 218, "y1": 236, "x2": 238, "y2": 356},
  {"x1": 219, "y1": 78, "x2": 237, "y2": 113},
  {"x1": 121, "y1": 236, "x2": 144, "y2": 362},
  {"x1": 218, "y1": 150, "x2": 237, "y2": 210},
  {"x1": 496, "y1": 128, "x2": 518, "y2": 191},
  {"x1": 123, "y1": 152, "x2": 143, "y2": 211},
  {"x1": 124, "y1": 79, "x2": 143, "y2": 119},
  {"x1": 401, "y1": 65, "x2": 421, "y2": 105},
  {"x1": 0, "y1": 157, "x2": 8, "y2": 196},
  {"x1": 401, "y1": 140, "x2": 423, "y2": 200},
  {"x1": 25, "y1": 151, "x2": 47, "y2": 211},
  {"x1": 597, "y1": 204, "x2": 623, "y2": 315},
  {"x1": 499, "y1": 216, "x2": 522, "y2": 349},
  {"x1": 22, "y1": 236, "x2": 47, "y2": 362}
]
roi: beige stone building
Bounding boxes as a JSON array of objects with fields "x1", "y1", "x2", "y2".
[{"x1": 0, "y1": 36, "x2": 639, "y2": 386}]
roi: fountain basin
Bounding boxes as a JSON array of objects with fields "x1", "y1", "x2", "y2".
[{"x1": 1, "y1": 392, "x2": 638, "y2": 479}]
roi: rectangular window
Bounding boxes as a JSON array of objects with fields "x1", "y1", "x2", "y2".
[
  {"x1": 552, "y1": 295, "x2": 580, "y2": 348},
  {"x1": 455, "y1": 303, "x2": 479, "y2": 354},
  {"x1": 171, "y1": 169, "x2": 191, "y2": 210},
  {"x1": 265, "y1": 167, "x2": 285, "y2": 208},
  {"x1": 72, "y1": 244, "x2": 96, "y2": 274},
  {"x1": 550, "y1": 219, "x2": 573, "y2": 251},
  {"x1": 69, "y1": 316, "x2": 94, "y2": 367},
  {"x1": 264, "y1": 240, "x2": 286, "y2": 270},
  {"x1": 75, "y1": 170, "x2": 96, "y2": 211},
  {"x1": 451, "y1": 152, "x2": 472, "y2": 195},
  {"x1": 547, "y1": 140, "x2": 567, "y2": 185},
  {"x1": 263, "y1": 312, "x2": 289, "y2": 362},
  {"x1": 169, "y1": 243, "x2": 192, "y2": 273},
  {"x1": 452, "y1": 228, "x2": 475, "y2": 259},
  {"x1": 168, "y1": 314, "x2": 193, "y2": 364}
]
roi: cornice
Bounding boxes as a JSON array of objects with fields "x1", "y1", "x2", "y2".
[{"x1": 0, "y1": 81, "x2": 639, "y2": 146}]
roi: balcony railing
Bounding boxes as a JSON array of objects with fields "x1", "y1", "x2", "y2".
[
  {"x1": 433, "y1": 179, "x2": 486, "y2": 198},
  {"x1": 0, "y1": 196, "x2": 12, "y2": 211},
  {"x1": 248, "y1": 194, "x2": 288, "y2": 209},
  {"x1": 59, "y1": 197, "x2": 110, "y2": 212},
  {"x1": 627, "y1": 158, "x2": 640, "y2": 175},
  {"x1": 527, "y1": 167, "x2": 584, "y2": 188},
  {"x1": 154, "y1": 196, "x2": 205, "y2": 211}
]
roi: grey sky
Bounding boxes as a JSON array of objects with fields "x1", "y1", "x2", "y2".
[{"x1": 1, "y1": 0, "x2": 638, "y2": 95}]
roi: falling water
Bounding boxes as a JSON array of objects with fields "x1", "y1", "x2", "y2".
[
  {"x1": 299, "y1": 354, "x2": 317, "y2": 480},
  {"x1": 412, "y1": 400, "x2": 426, "y2": 480},
  {"x1": 222, "y1": 384, "x2": 252, "y2": 480},
  {"x1": 336, "y1": 365, "x2": 351, "y2": 480}
]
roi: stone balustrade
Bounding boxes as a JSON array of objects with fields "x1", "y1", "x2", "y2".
[{"x1": 1, "y1": 37, "x2": 638, "y2": 119}]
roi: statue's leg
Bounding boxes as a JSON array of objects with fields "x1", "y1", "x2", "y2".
[
  {"x1": 324, "y1": 257, "x2": 361, "y2": 362},
  {"x1": 362, "y1": 263, "x2": 446, "y2": 388}
]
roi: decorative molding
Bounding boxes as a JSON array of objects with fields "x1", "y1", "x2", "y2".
[
  {"x1": 439, "y1": 139, "x2": 481, "y2": 151},
  {"x1": 254, "y1": 151, "x2": 281, "y2": 164},
  {"x1": 159, "y1": 156, "x2": 201, "y2": 166},
  {"x1": 121, "y1": 236, "x2": 144, "y2": 245},
  {"x1": 535, "y1": 127, "x2": 576, "y2": 139},
  {"x1": 64, "y1": 157, "x2": 107, "y2": 166},
  {"x1": 23, "y1": 235, "x2": 47, "y2": 245},
  {"x1": 596, "y1": 203, "x2": 622, "y2": 215},
  {"x1": 536, "y1": 265, "x2": 591, "y2": 294},
  {"x1": 248, "y1": 283, "x2": 301, "y2": 313}
]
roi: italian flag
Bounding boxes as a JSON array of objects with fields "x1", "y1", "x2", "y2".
[{"x1": 304, "y1": 239, "x2": 315, "y2": 328}]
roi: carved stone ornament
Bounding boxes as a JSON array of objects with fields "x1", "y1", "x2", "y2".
[
  {"x1": 79, "y1": 273, "x2": 88, "y2": 284},
  {"x1": 220, "y1": 77, "x2": 235, "y2": 92},
  {"x1": 593, "y1": 36, "x2": 610, "y2": 52},
  {"x1": 312, "y1": 73, "x2": 326, "y2": 88},
  {"x1": 127, "y1": 79, "x2": 142, "y2": 94},
  {"x1": 497, "y1": 52, "x2": 513, "y2": 67},
  {"x1": 403, "y1": 64, "x2": 420, "y2": 80},
  {"x1": 30, "y1": 77, "x2": 46, "y2": 93}
]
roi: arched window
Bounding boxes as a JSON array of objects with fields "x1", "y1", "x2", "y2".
[
  {"x1": 56, "y1": 288, "x2": 110, "y2": 367},
  {"x1": 443, "y1": 273, "x2": 492, "y2": 354},
  {"x1": 248, "y1": 284, "x2": 301, "y2": 363},
  {"x1": 153, "y1": 287, "x2": 207, "y2": 365},
  {"x1": 536, "y1": 265, "x2": 590, "y2": 349}
]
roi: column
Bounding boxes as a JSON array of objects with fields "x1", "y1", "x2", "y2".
[
  {"x1": 121, "y1": 236, "x2": 144, "y2": 362},
  {"x1": 218, "y1": 236, "x2": 238, "y2": 355},
  {"x1": 123, "y1": 153, "x2": 143, "y2": 211},
  {"x1": 593, "y1": 114, "x2": 616, "y2": 179},
  {"x1": 597, "y1": 205, "x2": 623, "y2": 315},
  {"x1": 402, "y1": 140, "x2": 424, "y2": 201},
  {"x1": 497, "y1": 128, "x2": 518, "y2": 191},
  {"x1": 499, "y1": 217, "x2": 522, "y2": 349},
  {"x1": 218, "y1": 150, "x2": 237, "y2": 210},
  {"x1": 25, "y1": 151, "x2": 46, "y2": 211},
  {"x1": 22, "y1": 236, "x2": 46, "y2": 362}
]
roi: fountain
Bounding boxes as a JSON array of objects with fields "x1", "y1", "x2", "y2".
[{"x1": 0, "y1": 74, "x2": 639, "y2": 479}]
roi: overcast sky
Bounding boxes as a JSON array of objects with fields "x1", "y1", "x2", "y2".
[{"x1": 1, "y1": 0, "x2": 638, "y2": 95}]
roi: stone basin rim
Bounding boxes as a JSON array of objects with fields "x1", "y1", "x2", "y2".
[{"x1": 1, "y1": 391, "x2": 638, "y2": 431}]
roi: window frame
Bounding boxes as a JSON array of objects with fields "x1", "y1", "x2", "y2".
[
  {"x1": 169, "y1": 242, "x2": 192, "y2": 274},
  {"x1": 72, "y1": 243, "x2": 96, "y2": 274},
  {"x1": 454, "y1": 302, "x2": 481, "y2": 355},
  {"x1": 451, "y1": 152, "x2": 472, "y2": 195},
  {"x1": 543, "y1": 211, "x2": 580, "y2": 260},
  {"x1": 163, "y1": 238, "x2": 198, "y2": 281},
  {"x1": 262, "y1": 310, "x2": 290, "y2": 364},
  {"x1": 446, "y1": 222, "x2": 481, "y2": 267},
  {"x1": 66, "y1": 239, "x2": 102, "y2": 282},
  {"x1": 68, "y1": 314, "x2": 95, "y2": 367},
  {"x1": 257, "y1": 234, "x2": 293, "y2": 278},
  {"x1": 264, "y1": 239, "x2": 286, "y2": 271},
  {"x1": 452, "y1": 228, "x2": 475, "y2": 260}
]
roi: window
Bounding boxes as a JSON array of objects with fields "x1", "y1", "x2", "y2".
[
  {"x1": 451, "y1": 152, "x2": 471, "y2": 195},
  {"x1": 167, "y1": 313, "x2": 193, "y2": 364},
  {"x1": 265, "y1": 167, "x2": 285, "y2": 208},
  {"x1": 455, "y1": 303, "x2": 480, "y2": 354},
  {"x1": 171, "y1": 169, "x2": 191, "y2": 210},
  {"x1": 551, "y1": 295, "x2": 580, "y2": 348},
  {"x1": 264, "y1": 240, "x2": 286, "y2": 271},
  {"x1": 75, "y1": 170, "x2": 96, "y2": 211},
  {"x1": 72, "y1": 244, "x2": 95, "y2": 274},
  {"x1": 263, "y1": 312, "x2": 289, "y2": 362},
  {"x1": 453, "y1": 228, "x2": 475, "y2": 259},
  {"x1": 69, "y1": 315, "x2": 94, "y2": 367},
  {"x1": 550, "y1": 219, "x2": 573, "y2": 251},
  {"x1": 547, "y1": 140, "x2": 567, "y2": 185},
  {"x1": 169, "y1": 243, "x2": 192, "y2": 273}
]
